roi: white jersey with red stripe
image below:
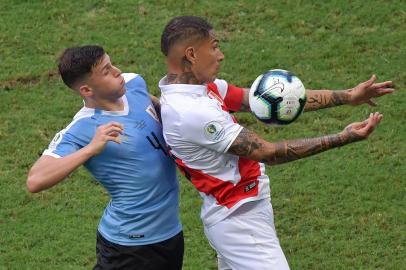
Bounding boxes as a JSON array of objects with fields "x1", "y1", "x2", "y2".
[{"x1": 159, "y1": 77, "x2": 271, "y2": 227}]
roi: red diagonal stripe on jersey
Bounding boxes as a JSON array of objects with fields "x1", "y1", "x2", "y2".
[
  {"x1": 174, "y1": 156, "x2": 260, "y2": 209},
  {"x1": 207, "y1": 82, "x2": 244, "y2": 113}
]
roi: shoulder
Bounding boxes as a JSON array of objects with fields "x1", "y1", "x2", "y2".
[
  {"x1": 61, "y1": 107, "x2": 97, "y2": 138},
  {"x1": 122, "y1": 73, "x2": 147, "y2": 93},
  {"x1": 163, "y1": 96, "x2": 223, "y2": 134},
  {"x1": 208, "y1": 79, "x2": 229, "y2": 98}
]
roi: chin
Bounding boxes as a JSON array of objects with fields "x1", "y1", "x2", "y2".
[{"x1": 118, "y1": 86, "x2": 126, "y2": 96}]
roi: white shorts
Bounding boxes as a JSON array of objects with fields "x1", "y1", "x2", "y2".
[{"x1": 203, "y1": 199, "x2": 290, "y2": 270}]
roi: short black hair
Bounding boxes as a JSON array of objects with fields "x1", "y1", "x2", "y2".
[
  {"x1": 161, "y1": 16, "x2": 213, "y2": 56},
  {"x1": 58, "y1": 45, "x2": 105, "y2": 89}
]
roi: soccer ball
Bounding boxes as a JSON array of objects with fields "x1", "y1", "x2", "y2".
[{"x1": 249, "y1": 69, "x2": 306, "y2": 125}]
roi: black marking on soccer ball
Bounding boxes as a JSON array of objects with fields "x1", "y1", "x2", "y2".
[
  {"x1": 273, "y1": 95, "x2": 307, "y2": 125},
  {"x1": 265, "y1": 69, "x2": 294, "y2": 83},
  {"x1": 253, "y1": 70, "x2": 306, "y2": 125}
]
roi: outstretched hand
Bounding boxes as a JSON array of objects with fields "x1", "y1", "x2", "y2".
[
  {"x1": 340, "y1": 112, "x2": 383, "y2": 142},
  {"x1": 349, "y1": 75, "x2": 394, "y2": 106}
]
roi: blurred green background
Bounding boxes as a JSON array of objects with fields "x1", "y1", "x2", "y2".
[{"x1": 0, "y1": 0, "x2": 405, "y2": 269}]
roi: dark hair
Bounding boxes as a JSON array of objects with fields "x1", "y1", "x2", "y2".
[
  {"x1": 161, "y1": 16, "x2": 213, "y2": 56},
  {"x1": 58, "y1": 45, "x2": 105, "y2": 89}
]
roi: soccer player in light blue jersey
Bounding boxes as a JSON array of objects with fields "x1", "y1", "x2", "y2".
[{"x1": 27, "y1": 45, "x2": 183, "y2": 270}]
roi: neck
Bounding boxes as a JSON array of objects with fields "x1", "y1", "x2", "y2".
[
  {"x1": 84, "y1": 97, "x2": 124, "y2": 111},
  {"x1": 166, "y1": 59, "x2": 202, "y2": 85}
]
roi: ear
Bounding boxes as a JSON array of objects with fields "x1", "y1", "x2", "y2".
[
  {"x1": 78, "y1": 84, "x2": 94, "y2": 98},
  {"x1": 184, "y1": 46, "x2": 196, "y2": 64}
]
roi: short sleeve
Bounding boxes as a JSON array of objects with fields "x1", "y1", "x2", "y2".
[
  {"x1": 179, "y1": 104, "x2": 243, "y2": 153},
  {"x1": 223, "y1": 84, "x2": 244, "y2": 112},
  {"x1": 209, "y1": 79, "x2": 244, "y2": 112},
  {"x1": 43, "y1": 130, "x2": 82, "y2": 158}
]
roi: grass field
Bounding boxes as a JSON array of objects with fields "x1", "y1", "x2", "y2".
[{"x1": 0, "y1": 0, "x2": 405, "y2": 269}]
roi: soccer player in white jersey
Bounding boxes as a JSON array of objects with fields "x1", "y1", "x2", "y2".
[
  {"x1": 27, "y1": 45, "x2": 183, "y2": 270},
  {"x1": 158, "y1": 16, "x2": 394, "y2": 270}
]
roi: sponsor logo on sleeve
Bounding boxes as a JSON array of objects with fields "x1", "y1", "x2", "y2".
[
  {"x1": 204, "y1": 121, "x2": 225, "y2": 141},
  {"x1": 49, "y1": 132, "x2": 63, "y2": 149}
]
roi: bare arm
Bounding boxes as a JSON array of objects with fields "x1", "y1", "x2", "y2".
[
  {"x1": 27, "y1": 122, "x2": 123, "y2": 193},
  {"x1": 149, "y1": 94, "x2": 161, "y2": 121},
  {"x1": 304, "y1": 89, "x2": 350, "y2": 111},
  {"x1": 239, "y1": 88, "x2": 251, "y2": 112},
  {"x1": 228, "y1": 112, "x2": 382, "y2": 166},
  {"x1": 304, "y1": 75, "x2": 394, "y2": 112}
]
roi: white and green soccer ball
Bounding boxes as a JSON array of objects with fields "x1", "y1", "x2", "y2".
[{"x1": 249, "y1": 69, "x2": 306, "y2": 125}]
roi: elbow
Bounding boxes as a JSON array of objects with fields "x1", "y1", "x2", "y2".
[
  {"x1": 252, "y1": 148, "x2": 279, "y2": 166},
  {"x1": 26, "y1": 174, "x2": 42, "y2": 193},
  {"x1": 249, "y1": 151, "x2": 270, "y2": 164}
]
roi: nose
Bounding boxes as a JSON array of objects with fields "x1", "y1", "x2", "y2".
[
  {"x1": 218, "y1": 50, "x2": 224, "y2": 62},
  {"x1": 113, "y1": 66, "x2": 122, "y2": 77}
]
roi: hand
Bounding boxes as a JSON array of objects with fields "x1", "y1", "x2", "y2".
[
  {"x1": 87, "y1": 122, "x2": 124, "y2": 155},
  {"x1": 340, "y1": 112, "x2": 383, "y2": 142},
  {"x1": 348, "y1": 75, "x2": 394, "y2": 106}
]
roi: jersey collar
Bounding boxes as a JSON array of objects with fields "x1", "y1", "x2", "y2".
[
  {"x1": 82, "y1": 95, "x2": 129, "y2": 116},
  {"x1": 159, "y1": 76, "x2": 208, "y2": 96}
]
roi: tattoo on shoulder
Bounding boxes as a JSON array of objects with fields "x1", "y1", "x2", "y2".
[{"x1": 228, "y1": 128, "x2": 262, "y2": 157}]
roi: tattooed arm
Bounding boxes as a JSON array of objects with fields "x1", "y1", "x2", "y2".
[
  {"x1": 228, "y1": 112, "x2": 383, "y2": 166},
  {"x1": 149, "y1": 94, "x2": 161, "y2": 122},
  {"x1": 304, "y1": 89, "x2": 350, "y2": 111},
  {"x1": 304, "y1": 75, "x2": 394, "y2": 112},
  {"x1": 239, "y1": 88, "x2": 251, "y2": 112}
]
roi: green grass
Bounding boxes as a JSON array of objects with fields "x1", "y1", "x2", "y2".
[{"x1": 0, "y1": 0, "x2": 405, "y2": 269}]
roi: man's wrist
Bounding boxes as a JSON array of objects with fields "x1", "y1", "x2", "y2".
[{"x1": 82, "y1": 144, "x2": 100, "y2": 157}]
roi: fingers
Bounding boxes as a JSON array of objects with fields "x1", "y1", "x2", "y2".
[
  {"x1": 105, "y1": 121, "x2": 124, "y2": 130},
  {"x1": 362, "y1": 112, "x2": 383, "y2": 133},
  {"x1": 366, "y1": 99, "x2": 377, "y2": 107},
  {"x1": 363, "y1": 74, "x2": 377, "y2": 87},
  {"x1": 370, "y1": 80, "x2": 394, "y2": 89},
  {"x1": 103, "y1": 125, "x2": 124, "y2": 136},
  {"x1": 100, "y1": 122, "x2": 124, "y2": 133},
  {"x1": 375, "y1": 88, "x2": 395, "y2": 96},
  {"x1": 97, "y1": 122, "x2": 124, "y2": 144},
  {"x1": 106, "y1": 135, "x2": 122, "y2": 144}
]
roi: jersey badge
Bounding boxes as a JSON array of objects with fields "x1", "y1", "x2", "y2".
[
  {"x1": 146, "y1": 104, "x2": 160, "y2": 122},
  {"x1": 204, "y1": 121, "x2": 225, "y2": 142}
]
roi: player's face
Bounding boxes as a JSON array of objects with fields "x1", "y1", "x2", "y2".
[
  {"x1": 87, "y1": 54, "x2": 125, "y2": 101},
  {"x1": 192, "y1": 30, "x2": 224, "y2": 83}
]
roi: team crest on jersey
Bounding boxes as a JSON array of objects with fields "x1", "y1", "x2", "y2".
[
  {"x1": 204, "y1": 121, "x2": 225, "y2": 141},
  {"x1": 146, "y1": 104, "x2": 160, "y2": 122}
]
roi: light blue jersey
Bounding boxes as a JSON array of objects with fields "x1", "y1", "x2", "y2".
[{"x1": 44, "y1": 73, "x2": 181, "y2": 246}]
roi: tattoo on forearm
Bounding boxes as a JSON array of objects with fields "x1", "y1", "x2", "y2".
[
  {"x1": 264, "y1": 134, "x2": 347, "y2": 165},
  {"x1": 228, "y1": 127, "x2": 363, "y2": 166},
  {"x1": 331, "y1": 91, "x2": 349, "y2": 106},
  {"x1": 228, "y1": 128, "x2": 263, "y2": 157},
  {"x1": 305, "y1": 90, "x2": 350, "y2": 111}
]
